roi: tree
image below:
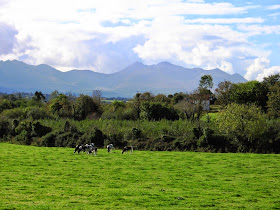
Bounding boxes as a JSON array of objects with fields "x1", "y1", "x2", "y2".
[
  {"x1": 112, "y1": 101, "x2": 126, "y2": 112},
  {"x1": 199, "y1": 75, "x2": 213, "y2": 90},
  {"x1": 131, "y1": 93, "x2": 142, "y2": 120},
  {"x1": 92, "y1": 89, "x2": 102, "y2": 104},
  {"x1": 267, "y1": 83, "x2": 280, "y2": 118},
  {"x1": 198, "y1": 75, "x2": 214, "y2": 106},
  {"x1": 216, "y1": 103, "x2": 268, "y2": 152},
  {"x1": 230, "y1": 81, "x2": 268, "y2": 110},
  {"x1": 74, "y1": 95, "x2": 100, "y2": 120},
  {"x1": 154, "y1": 94, "x2": 171, "y2": 103},
  {"x1": 33, "y1": 91, "x2": 45, "y2": 102},
  {"x1": 215, "y1": 81, "x2": 233, "y2": 106},
  {"x1": 49, "y1": 94, "x2": 72, "y2": 118},
  {"x1": 172, "y1": 92, "x2": 187, "y2": 104},
  {"x1": 140, "y1": 101, "x2": 179, "y2": 121},
  {"x1": 49, "y1": 90, "x2": 60, "y2": 100},
  {"x1": 139, "y1": 92, "x2": 154, "y2": 101},
  {"x1": 263, "y1": 73, "x2": 280, "y2": 88}
]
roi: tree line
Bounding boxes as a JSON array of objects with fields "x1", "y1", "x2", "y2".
[{"x1": 0, "y1": 74, "x2": 279, "y2": 153}]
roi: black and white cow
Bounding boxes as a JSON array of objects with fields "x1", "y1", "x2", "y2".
[
  {"x1": 87, "y1": 146, "x2": 98, "y2": 156},
  {"x1": 107, "y1": 144, "x2": 114, "y2": 153},
  {"x1": 74, "y1": 145, "x2": 83, "y2": 154},
  {"x1": 122, "y1": 146, "x2": 133, "y2": 154},
  {"x1": 74, "y1": 143, "x2": 95, "y2": 154}
]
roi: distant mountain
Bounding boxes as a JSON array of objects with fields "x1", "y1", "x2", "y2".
[{"x1": 0, "y1": 60, "x2": 247, "y2": 97}]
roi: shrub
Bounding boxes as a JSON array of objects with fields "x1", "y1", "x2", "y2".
[
  {"x1": 26, "y1": 107, "x2": 52, "y2": 120},
  {"x1": 216, "y1": 103, "x2": 268, "y2": 152},
  {"x1": 32, "y1": 121, "x2": 52, "y2": 137},
  {"x1": 0, "y1": 119, "x2": 10, "y2": 138},
  {"x1": 79, "y1": 127, "x2": 105, "y2": 146},
  {"x1": 1, "y1": 108, "x2": 27, "y2": 120},
  {"x1": 140, "y1": 102, "x2": 179, "y2": 121},
  {"x1": 41, "y1": 131, "x2": 58, "y2": 147}
]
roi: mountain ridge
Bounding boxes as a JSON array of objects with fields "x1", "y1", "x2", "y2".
[{"x1": 0, "y1": 60, "x2": 247, "y2": 97}]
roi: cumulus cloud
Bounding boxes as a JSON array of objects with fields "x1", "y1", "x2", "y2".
[
  {"x1": 245, "y1": 57, "x2": 270, "y2": 80},
  {"x1": 0, "y1": 23, "x2": 18, "y2": 55},
  {"x1": 0, "y1": 0, "x2": 279, "y2": 77},
  {"x1": 256, "y1": 66, "x2": 280, "y2": 81},
  {"x1": 245, "y1": 57, "x2": 280, "y2": 81}
]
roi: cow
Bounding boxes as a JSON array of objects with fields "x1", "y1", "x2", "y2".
[
  {"x1": 74, "y1": 145, "x2": 83, "y2": 154},
  {"x1": 74, "y1": 143, "x2": 95, "y2": 154},
  {"x1": 122, "y1": 146, "x2": 133, "y2": 154},
  {"x1": 87, "y1": 146, "x2": 98, "y2": 156},
  {"x1": 107, "y1": 144, "x2": 114, "y2": 153},
  {"x1": 84, "y1": 143, "x2": 95, "y2": 153}
]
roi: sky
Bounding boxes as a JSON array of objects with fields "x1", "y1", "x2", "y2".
[{"x1": 0, "y1": 0, "x2": 280, "y2": 81}]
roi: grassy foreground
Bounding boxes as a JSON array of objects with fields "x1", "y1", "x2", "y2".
[{"x1": 0, "y1": 143, "x2": 280, "y2": 209}]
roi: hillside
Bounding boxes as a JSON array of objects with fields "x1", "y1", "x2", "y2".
[{"x1": 0, "y1": 60, "x2": 247, "y2": 97}]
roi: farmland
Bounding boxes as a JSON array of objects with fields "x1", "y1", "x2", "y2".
[{"x1": 1, "y1": 143, "x2": 280, "y2": 209}]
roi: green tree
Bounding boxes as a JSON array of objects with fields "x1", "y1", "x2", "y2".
[
  {"x1": 172, "y1": 92, "x2": 186, "y2": 104},
  {"x1": 267, "y1": 83, "x2": 280, "y2": 118},
  {"x1": 33, "y1": 91, "x2": 45, "y2": 102},
  {"x1": 230, "y1": 81, "x2": 268, "y2": 110},
  {"x1": 263, "y1": 73, "x2": 280, "y2": 88},
  {"x1": 112, "y1": 101, "x2": 126, "y2": 112},
  {"x1": 154, "y1": 94, "x2": 171, "y2": 103},
  {"x1": 199, "y1": 75, "x2": 213, "y2": 90},
  {"x1": 49, "y1": 90, "x2": 60, "y2": 100},
  {"x1": 49, "y1": 94, "x2": 72, "y2": 118},
  {"x1": 0, "y1": 99, "x2": 13, "y2": 113},
  {"x1": 216, "y1": 103, "x2": 268, "y2": 152},
  {"x1": 140, "y1": 101, "x2": 179, "y2": 121},
  {"x1": 215, "y1": 81, "x2": 233, "y2": 106},
  {"x1": 198, "y1": 75, "x2": 214, "y2": 106},
  {"x1": 74, "y1": 94, "x2": 100, "y2": 120}
]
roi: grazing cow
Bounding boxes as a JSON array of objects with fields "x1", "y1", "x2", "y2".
[
  {"x1": 84, "y1": 143, "x2": 95, "y2": 153},
  {"x1": 122, "y1": 146, "x2": 133, "y2": 154},
  {"x1": 87, "y1": 147, "x2": 98, "y2": 156},
  {"x1": 74, "y1": 143, "x2": 95, "y2": 154},
  {"x1": 74, "y1": 145, "x2": 83, "y2": 154},
  {"x1": 107, "y1": 144, "x2": 114, "y2": 153}
]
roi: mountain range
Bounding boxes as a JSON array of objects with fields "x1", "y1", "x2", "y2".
[{"x1": 0, "y1": 60, "x2": 247, "y2": 97}]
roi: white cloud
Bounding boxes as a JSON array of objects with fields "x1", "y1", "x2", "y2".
[
  {"x1": 269, "y1": 13, "x2": 280, "y2": 17},
  {"x1": 184, "y1": 17, "x2": 264, "y2": 24},
  {"x1": 218, "y1": 61, "x2": 234, "y2": 74},
  {"x1": 245, "y1": 57, "x2": 280, "y2": 81},
  {"x1": 0, "y1": 0, "x2": 278, "y2": 76},
  {"x1": 256, "y1": 66, "x2": 280, "y2": 81},
  {"x1": 245, "y1": 57, "x2": 269, "y2": 80},
  {"x1": 238, "y1": 25, "x2": 280, "y2": 35},
  {"x1": 266, "y1": 5, "x2": 280, "y2": 10}
]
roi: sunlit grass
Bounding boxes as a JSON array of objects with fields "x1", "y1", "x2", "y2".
[{"x1": 1, "y1": 143, "x2": 280, "y2": 209}]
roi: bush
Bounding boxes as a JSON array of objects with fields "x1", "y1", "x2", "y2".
[
  {"x1": 41, "y1": 131, "x2": 58, "y2": 147},
  {"x1": 216, "y1": 103, "x2": 268, "y2": 152},
  {"x1": 0, "y1": 119, "x2": 10, "y2": 138},
  {"x1": 32, "y1": 121, "x2": 52, "y2": 137},
  {"x1": 1, "y1": 108, "x2": 27, "y2": 120},
  {"x1": 140, "y1": 102, "x2": 179, "y2": 121},
  {"x1": 26, "y1": 107, "x2": 52, "y2": 120},
  {"x1": 79, "y1": 127, "x2": 105, "y2": 146}
]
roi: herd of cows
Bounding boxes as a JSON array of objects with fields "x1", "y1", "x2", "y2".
[{"x1": 74, "y1": 143, "x2": 133, "y2": 156}]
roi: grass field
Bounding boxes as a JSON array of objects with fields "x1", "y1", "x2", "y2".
[{"x1": 1, "y1": 143, "x2": 280, "y2": 209}]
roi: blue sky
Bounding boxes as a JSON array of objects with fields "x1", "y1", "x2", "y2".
[{"x1": 0, "y1": 0, "x2": 279, "y2": 81}]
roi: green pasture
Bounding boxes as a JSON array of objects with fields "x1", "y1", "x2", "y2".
[{"x1": 0, "y1": 143, "x2": 280, "y2": 209}]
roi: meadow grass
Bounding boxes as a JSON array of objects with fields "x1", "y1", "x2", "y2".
[{"x1": 0, "y1": 143, "x2": 280, "y2": 209}]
